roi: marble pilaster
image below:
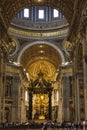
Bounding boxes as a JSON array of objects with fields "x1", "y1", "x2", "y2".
[
  {"x1": 82, "y1": 18, "x2": 87, "y2": 120},
  {"x1": 62, "y1": 75, "x2": 71, "y2": 121},
  {"x1": 11, "y1": 75, "x2": 21, "y2": 122},
  {"x1": 0, "y1": 47, "x2": 6, "y2": 122}
]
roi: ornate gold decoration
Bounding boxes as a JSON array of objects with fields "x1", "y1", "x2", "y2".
[
  {"x1": 33, "y1": 94, "x2": 48, "y2": 120},
  {"x1": 20, "y1": 44, "x2": 62, "y2": 81},
  {"x1": 65, "y1": 41, "x2": 72, "y2": 50},
  {"x1": 8, "y1": 40, "x2": 17, "y2": 55},
  {"x1": 28, "y1": 60, "x2": 56, "y2": 80},
  {"x1": 9, "y1": 27, "x2": 68, "y2": 38}
]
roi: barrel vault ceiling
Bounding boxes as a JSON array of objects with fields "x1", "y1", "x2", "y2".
[{"x1": 19, "y1": 43, "x2": 62, "y2": 80}]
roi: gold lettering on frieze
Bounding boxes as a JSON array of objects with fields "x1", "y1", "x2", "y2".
[{"x1": 9, "y1": 28, "x2": 68, "y2": 38}]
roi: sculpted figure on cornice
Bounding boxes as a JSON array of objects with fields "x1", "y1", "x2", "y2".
[
  {"x1": 65, "y1": 39, "x2": 76, "y2": 61},
  {"x1": 8, "y1": 39, "x2": 18, "y2": 56}
]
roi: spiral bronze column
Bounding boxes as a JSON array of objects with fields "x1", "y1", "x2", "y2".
[
  {"x1": 48, "y1": 90, "x2": 52, "y2": 120},
  {"x1": 28, "y1": 88, "x2": 33, "y2": 120}
]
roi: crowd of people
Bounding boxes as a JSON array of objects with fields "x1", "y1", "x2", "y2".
[
  {"x1": 43, "y1": 121, "x2": 84, "y2": 129},
  {"x1": 0, "y1": 120, "x2": 87, "y2": 129}
]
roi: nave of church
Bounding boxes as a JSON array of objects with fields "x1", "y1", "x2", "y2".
[{"x1": 0, "y1": 0, "x2": 87, "y2": 127}]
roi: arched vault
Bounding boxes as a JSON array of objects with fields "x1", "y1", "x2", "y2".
[
  {"x1": 17, "y1": 41, "x2": 64, "y2": 80},
  {"x1": 0, "y1": 0, "x2": 75, "y2": 28}
]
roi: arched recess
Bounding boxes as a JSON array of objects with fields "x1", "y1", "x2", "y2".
[
  {"x1": 17, "y1": 41, "x2": 65, "y2": 80},
  {"x1": 17, "y1": 41, "x2": 65, "y2": 64}
]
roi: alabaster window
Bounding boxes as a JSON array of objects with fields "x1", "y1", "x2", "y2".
[
  {"x1": 38, "y1": 9, "x2": 44, "y2": 19},
  {"x1": 16, "y1": 6, "x2": 65, "y2": 21},
  {"x1": 53, "y1": 9, "x2": 59, "y2": 18},
  {"x1": 24, "y1": 8, "x2": 29, "y2": 18}
]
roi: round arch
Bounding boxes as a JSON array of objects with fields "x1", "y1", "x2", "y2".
[{"x1": 17, "y1": 41, "x2": 65, "y2": 64}]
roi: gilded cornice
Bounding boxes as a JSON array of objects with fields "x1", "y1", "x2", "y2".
[
  {"x1": 9, "y1": 26, "x2": 68, "y2": 39},
  {"x1": 60, "y1": 64, "x2": 72, "y2": 75}
]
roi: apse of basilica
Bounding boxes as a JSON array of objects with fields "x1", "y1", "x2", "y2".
[{"x1": 0, "y1": 0, "x2": 87, "y2": 124}]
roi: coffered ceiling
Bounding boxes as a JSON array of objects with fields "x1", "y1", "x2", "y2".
[
  {"x1": 20, "y1": 43, "x2": 61, "y2": 67},
  {"x1": 19, "y1": 43, "x2": 62, "y2": 80}
]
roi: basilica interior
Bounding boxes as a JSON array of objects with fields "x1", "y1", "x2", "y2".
[{"x1": 0, "y1": 0, "x2": 87, "y2": 124}]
